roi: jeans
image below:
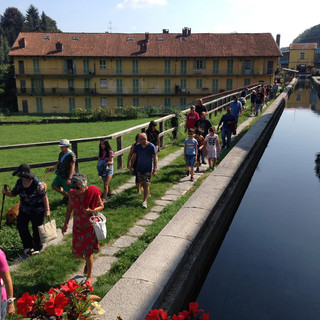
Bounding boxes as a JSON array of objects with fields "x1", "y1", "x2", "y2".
[
  {"x1": 255, "y1": 103, "x2": 263, "y2": 115},
  {"x1": 221, "y1": 127, "x2": 231, "y2": 147},
  {"x1": 1, "y1": 300, "x2": 7, "y2": 320}
]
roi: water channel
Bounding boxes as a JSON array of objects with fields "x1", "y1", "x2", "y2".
[{"x1": 195, "y1": 80, "x2": 320, "y2": 319}]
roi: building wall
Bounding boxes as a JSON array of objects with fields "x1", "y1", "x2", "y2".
[
  {"x1": 14, "y1": 56, "x2": 277, "y2": 113},
  {"x1": 289, "y1": 49, "x2": 316, "y2": 69}
]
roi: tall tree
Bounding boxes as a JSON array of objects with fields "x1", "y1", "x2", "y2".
[
  {"x1": 40, "y1": 12, "x2": 61, "y2": 32},
  {"x1": 0, "y1": 7, "x2": 25, "y2": 45},
  {"x1": 24, "y1": 5, "x2": 41, "y2": 32},
  {"x1": 0, "y1": 34, "x2": 10, "y2": 64}
]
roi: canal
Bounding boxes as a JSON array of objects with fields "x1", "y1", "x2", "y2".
[{"x1": 196, "y1": 80, "x2": 320, "y2": 319}]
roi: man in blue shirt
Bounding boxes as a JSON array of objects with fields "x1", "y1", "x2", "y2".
[
  {"x1": 230, "y1": 96, "x2": 242, "y2": 124},
  {"x1": 217, "y1": 107, "x2": 236, "y2": 149},
  {"x1": 129, "y1": 133, "x2": 157, "y2": 209}
]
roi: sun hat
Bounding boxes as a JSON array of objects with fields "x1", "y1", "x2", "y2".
[
  {"x1": 59, "y1": 139, "x2": 71, "y2": 147},
  {"x1": 12, "y1": 164, "x2": 35, "y2": 179}
]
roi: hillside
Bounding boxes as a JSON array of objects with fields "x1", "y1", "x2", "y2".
[{"x1": 293, "y1": 24, "x2": 320, "y2": 42}]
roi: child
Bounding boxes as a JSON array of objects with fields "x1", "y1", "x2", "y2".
[
  {"x1": 97, "y1": 139, "x2": 114, "y2": 202},
  {"x1": 204, "y1": 126, "x2": 221, "y2": 170},
  {"x1": 184, "y1": 128, "x2": 198, "y2": 182},
  {"x1": 250, "y1": 90, "x2": 256, "y2": 115},
  {"x1": 195, "y1": 129, "x2": 204, "y2": 172}
]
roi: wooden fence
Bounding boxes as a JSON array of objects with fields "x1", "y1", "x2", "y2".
[{"x1": 0, "y1": 83, "x2": 261, "y2": 173}]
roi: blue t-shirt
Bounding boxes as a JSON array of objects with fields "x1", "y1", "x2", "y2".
[
  {"x1": 134, "y1": 142, "x2": 156, "y2": 173},
  {"x1": 230, "y1": 100, "x2": 242, "y2": 119},
  {"x1": 184, "y1": 138, "x2": 198, "y2": 155},
  {"x1": 219, "y1": 114, "x2": 236, "y2": 129}
]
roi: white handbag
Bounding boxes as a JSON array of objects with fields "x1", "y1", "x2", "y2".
[
  {"x1": 38, "y1": 218, "x2": 58, "y2": 243},
  {"x1": 89, "y1": 212, "x2": 107, "y2": 241}
]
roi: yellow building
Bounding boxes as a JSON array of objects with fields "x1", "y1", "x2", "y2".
[
  {"x1": 9, "y1": 30, "x2": 281, "y2": 113},
  {"x1": 289, "y1": 43, "x2": 317, "y2": 72}
]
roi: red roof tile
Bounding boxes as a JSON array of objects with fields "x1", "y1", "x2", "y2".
[
  {"x1": 289, "y1": 43, "x2": 317, "y2": 50},
  {"x1": 10, "y1": 32, "x2": 282, "y2": 58}
]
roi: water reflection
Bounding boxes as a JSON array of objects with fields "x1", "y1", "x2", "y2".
[{"x1": 315, "y1": 153, "x2": 320, "y2": 180}]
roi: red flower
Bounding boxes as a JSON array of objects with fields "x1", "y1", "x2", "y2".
[
  {"x1": 60, "y1": 279, "x2": 79, "y2": 292},
  {"x1": 189, "y1": 302, "x2": 203, "y2": 316},
  {"x1": 202, "y1": 313, "x2": 210, "y2": 320},
  {"x1": 171, "y1": 314, "x2": 187, "y2": 320},
  {"x1": 44, "y1": 292, "x2": 69, "y2": 316},
  {"x1": 145, "y1": 309, "x2": 169, "y2": 320},
  {"x1": 16, "y1": 292, "x2": 36, "y2": 316}
]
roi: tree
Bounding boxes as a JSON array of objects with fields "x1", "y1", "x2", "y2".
[
  {"x1": 0, "y1": 33, "x2": 10, "y2": 64},
  {"x1": 293, "y1": 24, "x2": 320, "y2": 43},
  {"x1": 24, "y1": 5, "x2": 41, "y2": 32},
  {"x1": 40, "y1": 12, "x2": 61, "y2": 32},
  {"x1": 0, "y1": 7, "x2": 25, "y2": 45}
]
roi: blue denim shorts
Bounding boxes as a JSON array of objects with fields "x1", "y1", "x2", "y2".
[{"x1": 185, "y1": 154, "x2": 196, "y2": 166}]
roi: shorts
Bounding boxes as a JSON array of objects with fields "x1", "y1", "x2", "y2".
[
  {"x1": 206, "y1": 148, "x2": 217, "y2": 159},
  {"x1": 52, "y1": 174, "x2": 71, "y2": 192},
  {"x1": 185, "y1": 154, "x2": 196, "y2": 166},
  {"x1": 1, "y1": 300, "x2": 7, "y2": 320},
  {"x1": 136, "y1": 171, "x2": 151, "y2": 186}
]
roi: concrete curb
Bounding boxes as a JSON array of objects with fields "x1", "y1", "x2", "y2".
[{"x1": 99, "y1": 79, "x2": 297, "y2": 320}]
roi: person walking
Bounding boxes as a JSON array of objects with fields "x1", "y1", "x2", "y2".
[
  {"x1": 195, "y1": 98, "x2": 208, "y2": 116},
  {"x1": 184, "y1": 129, "x2": 198, "y2": 182},
  {"x1": 0, "y1": 249, "x2": 15, "y2": 319},
  {"x1": 217, "y1": 107, "x2": 236, "y2": 149},
  {"x1": 185, "y1": 105, "x2": 199, "y2": 132},
  {"x1": 272, "y1": 80, "x2": 278, "y2": 99},
  {"x1": 47, "y1": 139, "x2": 76, "y2": 204},
  {"x1": 204, "y1": 127, "x2": 221, "y2": 170},
  {"x1": 127, "y1": 134, "x2": 141, "y2": 195},
  {"x1": 230, "y1": 96, "x2": 242, "y2": 125},
  {"x1": 62, "y1": 173, "x2": 104, "y2": 284},
  {"x1": 1, "y1": 164, "x2": 50, "y2": 255},
  {"x1": 97, "y1": 139, "x2": 114, "y2": 202},
  {"x1": 129, "y1": 133, "x2": 157, "y2": 209},
  {"x1": 250, "y1": 90, "x2": 256, "y2": 115},
  {"x1": 146, "y1": 120, "x2": 160, "y2": 153},
  {"x1": 195, "y1": 129, "x2": 204, "y2": 172},
  {"x1": 195, "y1": 112, "x2": 212, "y2": 164},
  {"x1": 255, "y1": 87, "x2": 265, "y2": 116}
]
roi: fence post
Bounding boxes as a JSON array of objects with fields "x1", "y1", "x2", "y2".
[
  {"x1": 117, "y1": 136, "x2": 123, "y2": 169},
  {"x1": 71, "y1": 142, "x2": 79, "y2": 172},
  {"x1": 159, "y1": 121, "x2": 164, "y2": 148}
]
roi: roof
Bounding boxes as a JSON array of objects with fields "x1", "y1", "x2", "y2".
[
  {"x1": 290, "y1": 43, "x2": 317, "y2": 50},
  {"x1": 9, "y1": 32, "x2": 282, "y2": 58}
]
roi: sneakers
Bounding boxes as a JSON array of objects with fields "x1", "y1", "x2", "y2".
[
  {"x1": 202, "y1": 160, "x2": 207, "y2": 164},
  {"x1": 190, "y1": 175, "x2": 194, "y2": 182},
  {"x1": 186, "y1": 169, "x2": 190, "y2": 176},
  {"x1": 195, "y1": 167, "x2": 200, "y2": 173},
  {"x1": 142, "y1": 201, "x2": 147, "y2": 209},
  {"x1": 24, "y1": 248, "x2": 33, "y2": 255}
]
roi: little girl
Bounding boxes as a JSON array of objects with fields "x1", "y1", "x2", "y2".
[
  {"x1": 204, "y1": 126, "x2": 221, "y2": 170},
  {"x1": 97, "y1": 139, "x2": 114, "y2": 202}
]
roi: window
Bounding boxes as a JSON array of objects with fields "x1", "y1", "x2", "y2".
[
  {"x1": 212, "y1": 79, "x2": 218, "y2": 93},
  {"x1": 132, "y1": 60, "x2": 139, "y2": 74},
  {"x1": 196, "y1": 79, "x2": 202, "y2": 89},
  {"x1": 180, "y1": 98, "x2": 186, "y2": 106},
  {"x1": 180, "y1": 79, "x2": 187, "y2": 92},
  {"x1": 164, "y1": 98, "x2": 171, "y2": 106},
  {"x1": 213, "y1": 60, "x2": 219, "y2": 74},
  {"x1": 194, "y1": 60, "x2": 206, "y2": 70},
  {"x1": 101, "y1": 98, "x2": 107, "y2": 107},
  {"x1": 36, "y1": 97, "x2": 43, "y2": 113},
  {"x1": 244, "y1": 78, "x2": 251, "y2": 86},
  {"x1": 20, "y1": 80, "x2": 26, "y2": 94},
  {"x1": 243, "y1": 60, "x2": 252, "y2": 74},
  {"x1": 69, "y1": 98, "x2": 75, "y2": 113},
  {"x1": 100, "y1": 60, "x2": 106, "y2": 69},
  {"x1": 133, "y1": 98, "x2": 139, "y2": 107},
  {"x1": 117, "y1": 97, "x2": 123, "y2": 107},
  {"x1": 116, "y1": 60, "x2": 122, "y2": 74},
  {"x1": 65, "y1": 59, "x2": 76, "y2": 74},
  {"x1": 226, "y1": 79, "x2": 233, "y2": 91},
  {"x1": 133, "y1": 79, "x2": 139, "y2": 93},
  {"x1": 32, "y1": 79, "x2": 44, "y2": 94},
  {"x1": 33, "y1": 59, "x2": 40, "y2": 74},
  {"x1": 117, "y1": 79, "x2": 123, "y2": 93},
  {"x1": 181, "y1": 60, "x2": 187, "y2": 75},
  {"x1": 100, "y1": 79, "x2": 107, "y2": 88},
  {"x1": 84, "y1": 79, "x2": 90, "y2": 91},
  {"x1": 300, "y1": 52, "x2": 305, "y2": 60},
  {"x1": 165, "y1": 60, "x2": 171, "y2": 74},
  {"x1": 85, "y1": 98, "x2": 91, "y2": 110},
  {"x1": 83, "y1": 60, "x2": 90, "y2": 74},
  {"x1": 227, "y1": 60, "x2": 233, "y2": 74},
  {"x1": 18, "y1": 61, "x2": 25, "y2": 74},
  {"x1": 267, "y1": 61, "x2": 273, "y2": 74},
  {"x1": 164, "y1": 79, "x2": 171, "y2": 93},
  {"x1": 68, "y1": 79, "x2": 74, "y2": 92}
]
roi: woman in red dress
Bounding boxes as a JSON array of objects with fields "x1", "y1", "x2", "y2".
[{"x1": 62, "y1": 173, "x2": 104, "y2": 284}]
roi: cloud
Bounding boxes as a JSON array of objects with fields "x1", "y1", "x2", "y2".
[{"x1": 117, "y1": 0, "x2": 167, "y2": 9}]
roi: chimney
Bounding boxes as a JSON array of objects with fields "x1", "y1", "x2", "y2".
[
  {"x1": 56, "y1": 42, "x2": 63, "y2": 52},
  {"x1": 276, "y1": 34, "x2": 280, "y2": 47},
  {"x1": 187, "y1": 28, "x2": 191, "y2": 36},
  {"x1": 182, "y1": 27, "x2": 187, "y2": 37},
  {"x1": 18, "y1": 38, "x2": 25, "y2": 48},
  {"x1": 139, "y1": 41, "x2": 147, "y2": 53},
  {"x1": 163, "y1": 29, "x2": 169, "y2": 34},
  {"x1": 145, "y1": 32, "x2": 149, "y2": 42}
]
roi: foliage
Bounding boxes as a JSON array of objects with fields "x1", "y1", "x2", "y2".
[
  {"x1": 293, "y1": 23, "x2": 320, "y2": 43},
  {"x1": 144, "y1": 302, "x2": 209, "y2": 320},
  {"x1": 14, "y1": 280, "x2": 104, "y2": 319}
]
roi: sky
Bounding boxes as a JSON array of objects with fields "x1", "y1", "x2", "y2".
[{"x1": 0, "y1": 0, "x2": 319, "y2": 48}]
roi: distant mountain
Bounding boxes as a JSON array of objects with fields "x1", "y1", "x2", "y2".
[{"x1": 293, "y1": 24, "x2": 320, "y2": 43}]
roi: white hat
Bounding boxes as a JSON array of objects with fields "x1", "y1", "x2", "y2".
[{"x1": 59, "y1": 139, "x2": 70, "y2": 146}]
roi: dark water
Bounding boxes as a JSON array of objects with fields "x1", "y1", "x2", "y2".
[{"x1": 196, "y1": 81, "x2": 320, "y2": 320}]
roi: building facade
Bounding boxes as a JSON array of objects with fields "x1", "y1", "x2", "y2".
[
  {"x1": 9, "y1": 30, "x2": 281, "y2": 113},
  {"x1": 288, "y1": 43, "x2": 317, "y2": 72}
]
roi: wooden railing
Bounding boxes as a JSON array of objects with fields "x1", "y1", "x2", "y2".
[{"x1": 0, "y1": 83, "x2": 262, "y2": 173}]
